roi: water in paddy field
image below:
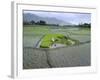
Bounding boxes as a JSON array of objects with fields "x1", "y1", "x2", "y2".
[
  {"x1": 23, "y1": 43, "x2": 90, "y2": 69},
  {"x1": 23, "y1": 35, "x2": 43, "y2": 47},
  {"x1": 23, "y1": 26, "x2": 91, "y2": 69},
  {"x1": 23, "y1": 27, "x2": 90, "y2": 48}
]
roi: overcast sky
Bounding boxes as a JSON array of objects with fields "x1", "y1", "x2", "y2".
[{"x1": 24, "y1": 10, "x2": 91, "y2": 25}]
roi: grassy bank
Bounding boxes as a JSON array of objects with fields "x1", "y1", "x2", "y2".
[{"x1": 40, "y1": 34, "x2": 79, "y2": 48}]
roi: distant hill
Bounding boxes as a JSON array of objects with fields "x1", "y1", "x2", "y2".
[{"x1": 23, "y1": 13, "x2": 72, "y2": 26}]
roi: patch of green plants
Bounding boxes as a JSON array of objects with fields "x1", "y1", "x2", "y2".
[{"x1": 40, "y1": 34, "x2": 80, "y2": 48}]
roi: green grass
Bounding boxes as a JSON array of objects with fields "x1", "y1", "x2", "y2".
[
  {"x1": 40, "y1": 34, "x2": 63, "y2": 48},
  {"x1": 40, "y1": 34, "x2": 80, "y2": 48}
]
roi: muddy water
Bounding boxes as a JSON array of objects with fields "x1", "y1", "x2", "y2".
[{"x1": 23, "y1": 43, "x2": 90, "y2": 69}]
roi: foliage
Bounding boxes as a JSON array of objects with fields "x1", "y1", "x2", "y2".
[
  {"x1": 78, "y1": 23, "x2": 91, "y2": 28},
  {"x1": 40, "y1": 34, "x2": 80, "y2": 48},
  {"x1": 30, "y1": 20, "x2": 35, "y2": 24},
  {"x1": 23, "y1": 20, "x2": 46, "y2": 25},
  {"x1": 36, "y1": 20, "x2": 46, "y2": 25}
]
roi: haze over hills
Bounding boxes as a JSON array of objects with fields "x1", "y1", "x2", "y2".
[{"x1": 23, "y1": 13, "x2": 72, "y2": 25}]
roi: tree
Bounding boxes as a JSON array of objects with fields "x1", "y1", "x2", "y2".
[
  {"x1": 36, "y1": 20, "x2": 46, "y2": 25},
  {"x1": 83, "y1": 23, "x2": 91, "y2": 28},
  {"x1": 30, "y1": 20, "x2": 35, "y2": 24},
  {"x1": 23, "y1": 21, "x2": 30, "y2": 25},
  {"x1": 78, "y1": 23, "x2": 91, "y2": 28}
]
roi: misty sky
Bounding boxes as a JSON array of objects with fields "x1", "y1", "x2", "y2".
[{"x1": 24, "y1": 10, "x2": 91, "y2": 25}]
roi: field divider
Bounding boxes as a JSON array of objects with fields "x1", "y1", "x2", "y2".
[{"x1": 35, "y1": 34, "x2": 46, "y2": 48}]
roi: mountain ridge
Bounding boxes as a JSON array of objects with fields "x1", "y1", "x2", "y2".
[{"x1": 23, "y1": 13, "x2": 72, "y2": 25}]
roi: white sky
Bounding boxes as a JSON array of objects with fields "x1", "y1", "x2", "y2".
[{"x1": 23, "y1": 10, "x2": 91, "y2": 25}]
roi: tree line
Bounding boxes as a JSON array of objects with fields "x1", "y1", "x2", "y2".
[
  {"x1": 23, "y1": 20, "x2": 60, "y2": 27},
  {"x1": 23, "y1": 20, "x2": 91, "y2": 28},
  {"x1": 77, "y1": 23, "x2": 91, "y2": 28},
  {"x1": 23, "y1": 20, "x2": 46, "y2": 25}
]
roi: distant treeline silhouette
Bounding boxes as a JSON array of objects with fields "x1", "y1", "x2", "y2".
[
  {"x1": 23, "y1": 20, "x2": 46, "y2": 25},
  {"x1": 78, "y1": 23, "x2": 91, "y2": 28},
  {"x1": 23, "y1": 20, "x2": 91, "y2": 28},
  {"x1": 23, "y1": 20, "x2": 59, "y2": 26}
]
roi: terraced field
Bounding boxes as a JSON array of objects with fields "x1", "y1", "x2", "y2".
[
  {"x1": 23, "y1": 43, "x2": 90, "y2": 69},
  {"x1": 23, "y1": 25, "x2": 90, "y2": 47},
  {"x1": 23, "y1": 25, "x2": 91, "y2": 69}
]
